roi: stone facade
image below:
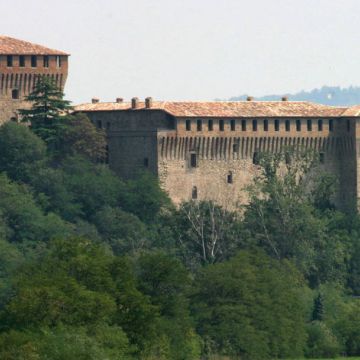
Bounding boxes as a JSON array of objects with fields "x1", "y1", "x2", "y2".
[
  {"x1": 75, "y1": 99, "x2": 360, "y2": 211},
  {"x1": 0, "y1": 36, "x2": 69, "y2": 124}
]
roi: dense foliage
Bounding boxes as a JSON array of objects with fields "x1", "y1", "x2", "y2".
[{"x1": 1, "y1": 78, "x2": 360, "y2": 359}]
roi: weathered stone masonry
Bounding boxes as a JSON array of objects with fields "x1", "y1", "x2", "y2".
[{"x1": 76, "y1": 99, "x2": 360, "y2": 211}]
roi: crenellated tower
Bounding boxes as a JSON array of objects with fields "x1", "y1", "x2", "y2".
[{"x1": 0, "y1": 35, "x2": 69, "y2": 124}]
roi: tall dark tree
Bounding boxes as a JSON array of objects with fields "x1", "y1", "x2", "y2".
[{"x1": 19, "y1": 76, "x2": 72, "y2": 146}]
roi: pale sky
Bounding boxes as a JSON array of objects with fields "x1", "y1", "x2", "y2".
[{"x1": 2, "y1": 0, "x2": 360, "y2": 104}]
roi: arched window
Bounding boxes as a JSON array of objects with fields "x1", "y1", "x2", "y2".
[{"x1": 11, "y1": 89, "x2": 19, "y2": 99}]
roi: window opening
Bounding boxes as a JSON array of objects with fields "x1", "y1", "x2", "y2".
[
  {"x1": 230, "y1": 119, "x2": 235, "y2": 131},
  {"x1": 31, "y1": 55, "x2": 37, "y2": 67},
  {"x1": 192, "y1": 186, "x2": 198, "y2": 199},
  {"x1": 253, "y1": 152, "x2": 259, "y2": 165},
  {"x1": 227, "y1": 171, "x2": 233, "y2": 184},
  {"x1": 329, "y1": 119, "x2": 334, "y2": 132},
  {"x1": 274, "y1": 119, "x2": 279, "y2": 131},
  {"x1": 263, "y1": 119, "x2": 268, "y2": 131},
  {"x1": 186, "y1": 120, "x2": 191, "y2": 131},
  {"x1": 7, "y1": 55, "x2": 13, "y2": 67},
  {"x1": 307, "y1": 119, "x2": 312, "y2": 131},
  {"x1": 318, "y1": 119, "x2": 323, "y2": 131},
  {"x1": 252, "y1": 120, "x2": 257, "y2": 131},
  {"x1": 19, "y1": 55, "x2": 25, "y2": 67},
  {"x1": 241, "y1": 120, "x2": 246, "y2": 131},
  {"x1": 285, "y1": 120, "x2": 290, "y2": 131},
  {"x1": 296, "y1": 119, "x2": 301, "y2": 131},
  {"x1": 219, "y1": 119, "x2": 224, "y2": 131},
  {"x1": 208, "y1": 119, "x2": 213, "y2": 131},
  {"x1": 319, "y1": 152, "x2": 325, "y2": 164},
  {"x1": 197, "y1": 119, "x2": 202, "y2": 131},
  {"x1": 11, "y1": 89, "x2": 19, "y2": 99},
  {"x1": 190, "y1": 153, "x2": 197, "y2": 168}
]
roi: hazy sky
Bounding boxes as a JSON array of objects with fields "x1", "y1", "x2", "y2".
[{"x1": 2, "y1": 0, "x2": 360, "y2": 104}]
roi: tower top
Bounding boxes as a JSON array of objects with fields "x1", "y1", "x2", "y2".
[{"x1": 0, "y1": 35, "x2": 69, "y2": 55}]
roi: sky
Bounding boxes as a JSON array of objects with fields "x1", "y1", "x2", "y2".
[{"x1": 2, "y1": 0, "x2": 360, "y2": 104}]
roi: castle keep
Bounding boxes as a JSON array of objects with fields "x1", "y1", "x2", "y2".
[
  {"x1": 0, "y1": 36, "x2": 69, "y2": 124},
  {"x1": 75, "y1": 98, "x2": 360, "y2": 210}
]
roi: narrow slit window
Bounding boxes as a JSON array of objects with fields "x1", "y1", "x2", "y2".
[
  {"x1": 252, "y1": 120, "x2": 257, "y2": 131},
  {"x1": 7, "y1": 55, "x2": 13, "y2": 67},
  {"x1": 19, "y1": 55, "x2": 25, "y2": 67},
  {"x1": 241, "y1": 120, "x2": 247, "y2": 131},
  {"x1": 233, "y1": 143, "x2": 239, "y2": 153},
  {"x1": 186, "y1": 120, "x2": 191, "y2": 131},
  {"x1": 219, "y1": 119, "x2": 224, "y2": 131},
  {"x1": 43, "y1": 56, "x2": 49, "y2": 68},
  {"x1": 11, "y1": 89, "x2": 19, "y2": 99},
  {"x1": 347, "y1": 119, "x2": 351, "y2": 132},
  {"x1": 190, "y1": 153, "x2": 197, "y2": 168},
  {"x1": 307, "y1": 119, "x2": 312, "y2": 131},
  {"x1": 318, "y1": 119, "x2": 323, "y2": 131},
  {"x1": 208, "y1": 119, "x2": 213, "y2": 131},
  {"x1": 285, "y1": 120, "x2": 290, "y2": 132},
  {"x1": 296, "y1": 119, "x2": 301, "y2": 131},
  {"x1": 230, "y1": 119, "x2": 236, "y2": 131},
  {"x1": 31, "y1": 55, "x2": 37, "y2": 67},
  {"x1": 192, "y1": 186, "x2": 198, "y2": 199},
  {"x1": 329, "y1": 119, "x2": 334, "y2": 132},
  {"x1": 274, "y1": 119, "x2": 279, "y2": 131},
  {"x1": 319, "y1": 152, "x2": 325, "y2": 164},
  {"x1": 263, "y1": 119, "x2": 268, "y2": 131},
  {"x1": 227, "y1": 171, "x2": 233, "y2": 184},
  {"x1": 197, "y1": 119, "x2": 202, "y2": 131}
]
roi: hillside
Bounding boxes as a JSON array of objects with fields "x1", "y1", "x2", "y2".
[{"x1": 228, "y1": 86, "x2": 360, "y2": 106}]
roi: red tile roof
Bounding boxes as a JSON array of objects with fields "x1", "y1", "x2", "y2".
[
  {"x1": 0, "y1": 35, "x2": 69, "y2": 55},
  {"x1": 74, "y1": 100, "x2": 354, "y2": 117}
]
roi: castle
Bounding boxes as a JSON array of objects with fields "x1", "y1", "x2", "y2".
[
  {"x1": 75, "y1": 98, "x2": 360, "y2": 210},
  {"x1": 1, "y1": 36, "x2": 360, "y2": 210},
  {"x1": 0, "y1": 35, "x2": 69, "y2": 124}
]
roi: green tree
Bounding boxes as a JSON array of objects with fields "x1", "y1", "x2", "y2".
[
  {"x1": 192, "y1": 250, "x2": 307, "y2": 359},
  {"x1": 0, "y1": 122, "x2": 47, "y2": 183},
  {"x1": 19, "y1": 76, "x2": 71, "y2": 146}
]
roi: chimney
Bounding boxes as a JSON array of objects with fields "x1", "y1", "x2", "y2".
[
  {"x1": 145, "y1": 97, "x2": 153, "y2": 109},
  {"x1": 91, "y1": 97, "x2": 99, "y2": 104},
  {"x1": 247, "y1": 96, "x2": 254, "y2": 101},
  {"x1": 116, "y1": 97, "x2": 123, "y2": 103},
  {"x1": 131, "y1": 97, "x2": 139, "y2": 109},
  {"x1": 281, "y1": 96, "x2": 288, "y2": 102}
]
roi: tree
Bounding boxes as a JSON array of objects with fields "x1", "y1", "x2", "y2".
[
  {"x1": 0, "y1": 122, "x2": 47, "y2": 183},
  {"x1": 57, "y1": 113, "x2": 106, "y2": 162},
  {"x1": 19, "y1": 76, "x2": 72, "y2": 146}
]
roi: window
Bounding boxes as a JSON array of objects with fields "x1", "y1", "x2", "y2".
[
  {"x1": 329, "y1": 119, "x2": 334, "y2": 132},
  {"x1": 219, "y1": 119, "x2": 224, "y2": 131},
  {"x1": 253, "y1": 152, "x2": 259, "y2": 165},
  {"x1": 307, "y1": 119, "x2": 312, "y2": 131},
  {"x1": 296, "y1": 119, "x2": 301, "y2": 131},
  {"x1": 208, "y1": 119, "x2": 213, "y2": 131},
  {"x1": 318, "y1": 119, "x2": 323, "y2": 131},
  {"x1": 190, "y1": 153, "x2": 197, "y2": 168},
  {"x1": 43, "y1": 55, "x2": 49, "y2": 67},
  {"x1": 263, "y1": 119, "x2": 268, "y2": 131},
  {"x1": 7, "y1": 55, "x2": 13, "y2": 67},
  {"x1": 144, "y1": 158, "x2": 149, "y2": 167},
  {"x1": 274, "y1": 119, "x2": 279, "y2": 131},
  {"x1": 97, "y1": 120, "x2": 102, "y2": 129},
  {"x1": 106, "y1": 122, "x2": 111, "y2": 130},
  {"x1": 227, "y1": 171, "x2": 233, "y2": 184},
  {"x1": 197, "y1": 119, "x2": 202, "y2": 131},
  {"x1": 192, "y1": 186, "x2": 198, "y2": 199},
  {"x1": 230, "y1": 119, "x2": 236, "y2": 131},
  {"x1": 285, "y1": 120, "x2": 290, "y2": 131},
  {"x1": 319, "y1": 152, "x2": 325, "y2": 164},
  {"x1": 11, "y1": 89, "x2": 19, "y2": 99},
  {"x1": 241, "y1": 120, "x2": 247, "y2": 131},
  {"x1": 19, "y1": 55, "x2": 25, "y2": 67},
  {"x1": 252, "y1": 120, "x2": 257, "y2": 131},
  {"x1": 347, "y1": 119, "x2": 351, "y2": 132},
  {"x1": 56, "y1": 56, "x2": 62, "y2": 68},
  {"x1": 186, "y1": 120, "x2": 191, "y2": 131},
  {"x1": 233, "y1": 143, "x2": 239, "y2": 153},
  {"x1": 31, "y1": 55, "x2": 37, "y2": 67}
]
